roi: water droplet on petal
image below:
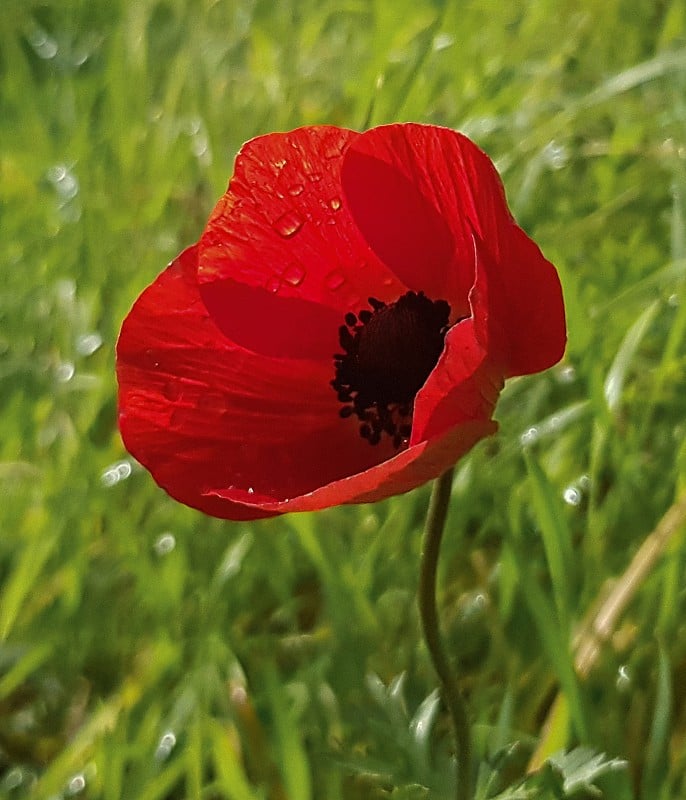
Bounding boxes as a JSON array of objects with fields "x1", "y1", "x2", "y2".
[
  {"x1": 308, "y1": 172, "x2": 322, "y2": 182},
  {"x1": 326, "y1": 270, "x2": 345, "y2": 290},
  {"x1": 163, "y1": 380, "x2": 181, "y2": 401},
  {"x1": 288, "y1": 184, "x2": 304, "y2": 196},
  {"x1": 273, "y1": 210, "x2": 304, "y2": 238},
  {"x1": 265, "y1": 276, "x2": 282, "y2": 293},
  {"x1": 282, "y1": 264, "x2": 305, "y2": 287},
  {"x1": 329, "y1": 196, "x2": 342, "y2": 211},
  {"x1": 272, "y1": 158, "x2": 287, "y2": 170},
  {"x1": 143, "y1": 349, "x2": 161, "y2": 369},
  {"x1": 323, "y1": 144, "x2": 343, "y2": 159}
]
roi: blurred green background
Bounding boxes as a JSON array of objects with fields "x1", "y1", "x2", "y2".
[{"x1": 2, "y1": 0, "x2": 686, "y2": 797}]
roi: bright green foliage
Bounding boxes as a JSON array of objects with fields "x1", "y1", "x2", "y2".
[{"x1": 1, "y1": 1, "x2": 686, "y2": 798}]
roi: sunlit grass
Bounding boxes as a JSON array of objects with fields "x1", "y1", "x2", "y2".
[{"x1": 2, "y1": 1, "x2": 686, "y2": 798}]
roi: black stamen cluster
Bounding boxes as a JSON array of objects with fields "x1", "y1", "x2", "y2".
[{"x1": 331, "y1": 291, "x2": 451, "y2": 448}]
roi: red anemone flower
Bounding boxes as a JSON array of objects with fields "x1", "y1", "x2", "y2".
[{"x1": 117, "y1": 123, "x2": 565, "y2": 520}]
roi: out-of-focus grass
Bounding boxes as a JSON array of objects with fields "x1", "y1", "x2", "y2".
[{"x1": 1, "y1": 0, "x2": 686, "y2": 797}]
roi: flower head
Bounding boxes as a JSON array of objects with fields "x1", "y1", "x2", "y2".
[{"x1": 117, "y1": 124, "x2": 565, "y2": 519}]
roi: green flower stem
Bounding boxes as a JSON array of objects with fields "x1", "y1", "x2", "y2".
[{"x1": 418, "y1": 467, "x2": 472, "y2": 800}]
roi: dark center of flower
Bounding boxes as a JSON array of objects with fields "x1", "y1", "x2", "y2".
[{"x1": 331, "y1": 291, "x2": 451, "y2": 449}]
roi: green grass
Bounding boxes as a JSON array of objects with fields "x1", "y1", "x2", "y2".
[{"x1": 2, "y1": 0, "x2": 686, "y2": 797}]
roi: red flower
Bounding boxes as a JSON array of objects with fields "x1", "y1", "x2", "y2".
[{"x1": 117, "y1": 124, "x2": 565, "y2": 520}]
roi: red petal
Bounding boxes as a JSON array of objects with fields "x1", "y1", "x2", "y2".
[
  {"x1": 197, "y1": 126, "x2": 406, "y2": 359},
  {"x1": 343, "y1": 124, "x2": 565, "y2": 373},
  {"x1": 411, "y1": 318, "x2": 503, "y2": 444},
  {"x1": 206, "y1": 417, "x2": 497, "y2": 513},
  {"x1": 499, "y1": 226, "x2": 566, "y2": 376},
  {"x1": 469, "y1": 230, "x2": 566, "y2": 377},
  {"x1": 199, "y1": 279, "x2": 342, "y2": 361},
  {"x1": 117, "y1": 246, "x2": 397, "y2": 520},
  {"x1": 340, "y1": 129, "x2": 459, "y2": 311},
  {"x1": 341, "y1": 124, "x2": 510, "y2": 316}
]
